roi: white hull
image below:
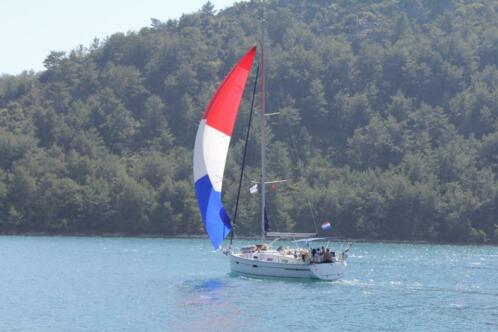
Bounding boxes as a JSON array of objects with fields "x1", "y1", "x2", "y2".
[{"x1": 229, "y1": 251, "x2": 347, "y2": 281}]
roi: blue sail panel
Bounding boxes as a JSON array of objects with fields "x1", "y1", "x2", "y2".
[{"x1": 194, "y1": 175, "x2": 232, "y2": 250}]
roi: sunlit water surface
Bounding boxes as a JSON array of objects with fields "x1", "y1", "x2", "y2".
[{"x1": 0, "y1": 236, "x2": 497, "y2": 331}]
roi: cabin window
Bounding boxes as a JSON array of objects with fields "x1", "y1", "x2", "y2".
[
  {"x1": 253, "y1": 256, "x2": 258, "y2": 259},
  {"x1": 266, "y1": 258, "x2": 273, "y2": 261}
]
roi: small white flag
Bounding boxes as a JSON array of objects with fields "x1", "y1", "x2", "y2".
[
  {"x1": 249, "y1": 184, "x2": 258, "y2": 194},
  {"x1": 321, "y1": 221, "x2": 332, "y2": 231}
]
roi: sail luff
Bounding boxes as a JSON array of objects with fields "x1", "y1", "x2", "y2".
[{"x1": 193, "y1": 47, "x2": 257, "y2": 250}]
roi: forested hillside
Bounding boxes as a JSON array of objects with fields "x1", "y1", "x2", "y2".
[{"x1": 1, "y1": 0, "x2": 498, "y2": 243}]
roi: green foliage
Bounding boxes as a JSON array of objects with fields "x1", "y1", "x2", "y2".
[{"x1": 0, "y1": 0, "x2": 498, "y2": 243}]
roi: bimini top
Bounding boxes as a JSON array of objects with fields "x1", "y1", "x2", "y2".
[
  {"x1": 266, "y1": 232, "x2": 317, "y2": 239},
  {"x1": 292, "y1": 237, "x2": 329, "y2": 244},
  {"x1": 193, "y1": 47, "x2": 257, "y2": 250}
]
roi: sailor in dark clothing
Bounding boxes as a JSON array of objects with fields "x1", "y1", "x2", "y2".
[
  {"x1": 324, "y1": 248, "x2": 332, "y2": 263},
  {"x1": 311, "y1": 248, "x2": 317, "y2": 262}
]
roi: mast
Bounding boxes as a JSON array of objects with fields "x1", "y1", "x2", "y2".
[{"x1": 259, "y1": 43, "x2": 266, "y2": 241}]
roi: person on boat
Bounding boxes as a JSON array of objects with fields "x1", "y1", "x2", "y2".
[
  {"x1": 311, "y1": 248, "x2": 317, "y2": 263},
  {"x1": 324, "y1": 248, "x2": 332, "y2": 263},
  {"x1": 301, "y1": 250, "x2": 310, "y2": 262}
]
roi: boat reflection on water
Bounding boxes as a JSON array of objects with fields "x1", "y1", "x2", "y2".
[
  {"x1": 194, "y1": 278, "x2": 226, "y2": 291},
  {"x1": 174, "y1": 278, "x2": 241, "y2": 331},
  {"x1": 179, "y1": 278, "x2": 228, "y2": 306}
]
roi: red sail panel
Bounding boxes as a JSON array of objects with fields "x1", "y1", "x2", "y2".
[{"x1": 203, "y1": 46, "x2": 257, "y2": 136}]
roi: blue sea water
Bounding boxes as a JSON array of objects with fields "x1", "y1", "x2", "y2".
[{"x1": 0, "y1": 236, "x2": 497, "y2": 331}]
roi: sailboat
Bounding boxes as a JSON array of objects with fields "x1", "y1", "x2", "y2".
[{"x1": 193, "y1": 46, "x2": 349, "y2": 281}]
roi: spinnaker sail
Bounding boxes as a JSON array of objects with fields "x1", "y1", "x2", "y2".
[{"x1": 193, "y1": 47, "x2": 257, "y2": 249}]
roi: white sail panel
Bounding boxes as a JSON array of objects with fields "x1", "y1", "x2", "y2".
[{"x1": 193, "y1": 120, "x2": 231, "y2": 192}]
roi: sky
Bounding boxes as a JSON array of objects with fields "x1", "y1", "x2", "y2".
[{"x1": 0, "y1": 0, "x2": 239, "y2": 75}]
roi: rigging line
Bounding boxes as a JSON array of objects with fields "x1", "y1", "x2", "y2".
[
  {"x1": 229, "y1": 61, "x2": 260, "y2": 248},
  {"x1": 285, "y1": 118, "x2": 319, "y2": 234}
]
